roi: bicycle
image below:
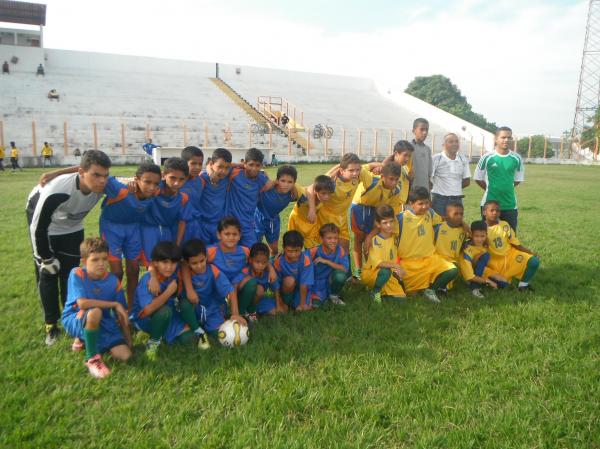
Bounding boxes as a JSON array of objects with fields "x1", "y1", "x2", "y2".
[
  {"x1": 250, "y1": 123, "x2": 270, "y2": 136},
  {"x1": 312, "y1": 123, "x2": 333, "y2": 139}
]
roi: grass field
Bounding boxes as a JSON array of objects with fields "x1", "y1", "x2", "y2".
[{"x1": 1, "y1": 163, "x2": 599, "y2": 449}]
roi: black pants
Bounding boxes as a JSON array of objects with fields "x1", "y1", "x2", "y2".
[
  {"x1": 33, "y1": 230, "x2": 84, "y2": 324},
  {"x1": 11, "y1": 157, "x2": 20, "y2": 170}
]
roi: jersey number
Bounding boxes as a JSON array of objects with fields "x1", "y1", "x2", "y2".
[
  {"x1": 494, "y1": 237, "x2": 503, "y2": 248},
  {"x1": 417, "y1": 224, "x2": 425, "y2": 236}
]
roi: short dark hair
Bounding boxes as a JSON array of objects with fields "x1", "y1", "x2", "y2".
[
  {"x1": 182, "y1": 239, "x2": 207, "y2": 260},
  {"x1": 483, "y1": 200, "x2": 500, "y2": 210},
  {"x1": 212, "y1": 147, "x2": 232, "y2": 163},
  {"x1": 245, "y1": 148, "x2": 264, "y2": 163},
  {"x1": 80, "y1": 237, "x2": 108, "y2": 259},
  {"x1": 276, "y1": 165, "x2": 297, "y2": 181},
  {"x1": 163, "y1": 157, "x2": 189, "y2": 177},
  {"x1": 413, "y1": 118, "x2": 429, "y2": 130},
  {"x1": 249, "y1": 242, "x2": 270, "y2": 259},
  {"x1": 151, "y1": 241, "x2": 182, "y2": 262},
  {"x1": 495, "y1": 126, "x2": 512, "y2": 136},
  {"x1": 393, "y1": 140, "x2": 415, "y2": 154},
  {"x1": 136, "y1": 162, "x2": 161, "y2": 178},
  {"x1": 81, "y1": 150, "x2": 111, "y2": 171},
  {"x1": 339, "y1": 153, "x2": 361, "y2": 169},
  {"x1": 313, "y1": 175, "x2": 335, "y2": 193},
  {"x1": 181, "y1": 146, "x2": 204, "y2": 162},
  {"x1": 445, "y1": 201, "x2": 464, "y2": 213},
  {"x1": 375, "y1": 205, "x2": 395, "y2": 222},
  {"x1": 283, "y1": 230, "x2": 304, "y2": 248},
  {"x1": 381, "y1": 162, "x2": 402, "y2": 178},
  {"x1": 217, "y1": 216, "x2": 241, "y2": 233},
  {"x1": 319, "y1": 223, "x2": 339, "y2": 237},
  {"x1": 408, "y1": 187, "x2": 430, "y2": 203},
  {"x1": 470, "y1": 220, "x2": 488, "y2": 233}
]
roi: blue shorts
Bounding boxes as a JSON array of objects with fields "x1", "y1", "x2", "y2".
[
  {"x1": 198, "y1": 222, "x2": 219, "y2": 245},
  {"x1": 62, "y1": 309, "x2": 125, "y2": 353},
  {"x1": 254, "y1": 210, "x2": 280, "y2": 245},
  {"x1": 310, "y1": 278, "x2": 331, "y2": 304},
  {"x1": 130, "y1": 304, "x2": 186, "y2": 344},
  {"x1": 239, "y1": 225, "x2": 258, "y2": 249},
  {"x1": 140, "y1": 224, "x2": 175, "y2": 266},
  {"x1": 183, "y1": 219, "x2": 204, "y2": 242},
  {"x1": 100, "y1": 217, "x2": 142, "y2": 261},
  {"x1": 198, "y1": 303, "x2": 226, "y2": 333},
  {"x1": 350, "y1": 204, "x2": 376, "y2": 235}
]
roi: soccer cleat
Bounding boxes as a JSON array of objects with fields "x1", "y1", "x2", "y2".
[
  {"x1": 371, "y1": 291, "x2": 382, "y2": 304},
  {"x1": 352, "y1": 268, "x2": 362, "y2": 281},
  {"x1": 45, "y1": 324, "x2": 61, "y2": 346},
  {"x1": 471, "y1": 288, "x2": 485, "y2": 299},
  {"x1": 197, "y1": 333, "x2": 211, "y2": 350},
  {"x1": 145, "y1": 340, "x2": 160, "y2": 361},
  {"x1": 329, "y1": 294, "x2": 346, "y2": 306},
  {"x1": 85, "y1": 354, "x2": 111, "y2": 379},
  {"x1": 436, "y1": 288, "x2": 448, "y2": 297},
  {"x1": 518, "y1": 285, "x2": 535, "y2": 293},
  {"x1": 423, "y1": 289, "x2": 441, "y2": 304},
  {"x1": 71, "y1": 338, "x2": 85, "y2": 352},
  {"x1": 244, "y1": 312, "x2": 259, "y2": 325}
]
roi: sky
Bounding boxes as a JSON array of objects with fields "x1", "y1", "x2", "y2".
[{"x1": 3, "y1": 0, "x2": 587, "y2": 135}]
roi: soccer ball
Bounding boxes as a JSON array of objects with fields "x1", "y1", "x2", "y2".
[{"x1": 218, "y1": 319, "x2": 249, "y2": 348}]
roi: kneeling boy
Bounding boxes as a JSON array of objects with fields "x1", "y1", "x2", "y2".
[{"x1": 273, "y1": 231, "x2": 314, "y2": 311}]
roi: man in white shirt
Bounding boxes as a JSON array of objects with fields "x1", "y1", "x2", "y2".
[{"x1": 430, "y1": 133, "x2": 471, "y2": 216}]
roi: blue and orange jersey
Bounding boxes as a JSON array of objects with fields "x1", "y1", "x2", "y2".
[
  {"x1": 132, "y1": 270, "x2": 180, "y2": 318},
  {"x1": 189, "y1": 265, "x2": 234, "y2": 308},
  {"x1": 180, "y1": 175, "x2": 205, "y2": 220},
  {"x1": 226, "y1": 168, "x2": 269, "y2": 226},
  {"x1": 198, "y1": 171, "x2": 229, "y2": 226},
  {"x1": 257, "y1": 183, "x2": 305, "y2": 220},
  {"x1": 144, "y1": 181, "x2": 192, "y2": 227},
  {"x1": 273, "y1": 251, "x2": 314, "y2": 287},
  {"x1": 62, "y1": 267, "x2": 126, "y2": 322},
  {"x1": 309, "y1": 244, "x2": 349, "y2": 282},
  {"x1": 100, "y1": 176, "x2": 155, "y2": 224},
  {"x1": 241, "y1": 265, "x2": 280, "y2": 291},
  {"x1": 207, "y1": 243, "x2": 250, "y2": 285}
]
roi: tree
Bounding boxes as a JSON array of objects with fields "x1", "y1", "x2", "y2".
[
  {"x1": 516, "y1": 135, "x2": 552, "y2": 158},
  {"x1": 405, "y1": 75, "x2": 498, "y2": 133},
  {"x1": 580, "y1": 106, "x2": 600, "y2": 149}
]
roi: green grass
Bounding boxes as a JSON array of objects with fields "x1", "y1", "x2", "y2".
[{"x1": 1, "y1": 164, "x2": 599, "y2": 449}]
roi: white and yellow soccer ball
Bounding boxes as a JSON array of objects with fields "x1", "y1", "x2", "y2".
[{"x1": 218, "y1": 319, "x2": 249, "y2": 347}]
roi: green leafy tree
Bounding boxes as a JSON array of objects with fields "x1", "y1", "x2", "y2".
[
  {"x1": 405, "y1": 75, "x2": 498, "y2": 133},
  {"x1": 580, "y1": 106, "x2": 600, "y2": 149},
  {"x1": 516, "y1": 135, "x2": 552, "y2": 158}
]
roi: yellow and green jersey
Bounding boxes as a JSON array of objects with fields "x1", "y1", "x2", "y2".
[
  {"x1": 434, "y1": 221, "x2": 467, "y2": 263},
  {"x1": 487, "y1": 220, "x2": 520, "y2": 257},
  {"x1": 321, "y1": 167, "x2": 372, "y2": 215},
  {"x1": 396, "y1": 208, "x2": 443, "y2": 259},
  {"x1": 363, "y1": 233, "x2": 400, "y2": 272}
]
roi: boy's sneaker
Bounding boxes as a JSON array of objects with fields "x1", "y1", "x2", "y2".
[
  {"x1": 436, "y1": 288, "x2": 448, "y2": 297},
  {"x1": 423, "y1": 289, "x2": 441, "y2": 304},
  {"x1": 197, "y1": 333, "x2": 211, "y2": 350},
  {"x1": 371, "y1": 291, "x2": 382, "y2": 304},
  {"x1": 71, "y1": 338, "x2": 85, "y2": 352},
  {"x1": 85, "y1": 354, "x2": 111, "y2": 379},
  {"x1": 471, "y1": 288, "x2": 485, "y2": 299},
  {"x1": 45, "y1": 324, "x2": 61, "y2": 346},
  {"x1": 244, "y1": 312, "x2": 259, "y2": 325},
  {"x1": 329, "y1": 294, "x2": 346, "y2": 306},
  {"x1": 518, "y1": 284, "x2": 535, "y2": 293},
  {"x1": 145, "y1": 340, "x2": 160, "y2": 361},
  {"x1": 352, "y1": 268, "x2": 362, "y2": 281}
]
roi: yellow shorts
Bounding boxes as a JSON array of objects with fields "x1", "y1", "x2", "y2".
[
  {"x1": 287, "y1": 209, "x2": 320, "y2": 249},
  {"x1": 400, "y1": 254, "x2": 456, "y2": 293},
  {"x1": 488, "y1": 247, "x2": 532, "y2": 281},
  {"x1": 361, "y1": 267, "x2": 405, "y2": 297},
  {"x1": 318, "y1": 209, "x2": 350, "y2": 241}
]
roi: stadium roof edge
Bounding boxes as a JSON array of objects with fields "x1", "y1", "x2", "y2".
[{"x1": 0, "y1": 0, "x2": 46, "y2": 26}]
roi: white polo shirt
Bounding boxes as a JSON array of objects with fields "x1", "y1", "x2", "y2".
[{"x1": 431, "y1": 152, "x2": 471, "y2": 196}]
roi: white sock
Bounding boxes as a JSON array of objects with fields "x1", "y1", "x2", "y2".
[
  {"x1": 194, "y1": 327, "x2": 205, "y2": 336},
  {"x1": 518, "y1": 281, "x2": 528, "y2": 288}
]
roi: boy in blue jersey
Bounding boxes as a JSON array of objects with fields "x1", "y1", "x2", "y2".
[
  {"x1": 61, "y1": 238, "x2": 132, "y2": 379},
  {"x1": 140, "y1": 158, "x2": 193, "y2": 267},
  {"x1": 273, "y1": 230, "x2": 314, "y2": 312},
  {"x1": 255, "y1": 165, "x2": 303, "y2": 256},
  {"x1": 309, "y1": 223, "x2": 350, "y2": 307},
  {"x1": 100, "y1": 162, "x2": 161, "y2": 308},
  {"x1": 197, "y1": 148, "x2": 232, "y2": 244},
  {"x1": 132, "y1": 242, "x2": 209, "y2": 360},
  {"x1": 239, "y1": 243, "x2": 280, "y2": 316},
  {"x1": 182, "y1": 239, "x2": 235, "y2": 337},
  {"x1": 180, "y1": 146, "x2": 204, "y2": 241},
  {"x1": 226, "y1": 148, "x2": 271, "y2": 247}
]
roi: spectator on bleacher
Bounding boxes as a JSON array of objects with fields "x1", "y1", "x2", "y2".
[
  {"x1": 142, "y1": 138, "x2": 159, "y2": 157},
  {"x1": 36, "y1": 64, "x2": 45, "y2": 77},
  {"x1": 411, "y1": 118, "x2": 432, "y2": 192},
  {"x1": 2, "y1": 61, "x2": 9, "y2": 74},
  {"x1": 73, "y1": 148, "x2": 81, "y2": 157},
  {"x1": 430, "y1": 133, "x2": 471, "y2": 216},
  {"x1": 281, "y1": 114, "x2": 289, "y2": 127},
  {"x1": 42, "y1": 142, "x2": 54, "y2": 167},
  {"x1": 48, "y1": 89, "x2": 60, "y2": 101}
]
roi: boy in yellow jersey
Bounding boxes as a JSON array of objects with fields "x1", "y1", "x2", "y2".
[
  {"x1": 0, "y1": 144, "x2": 4, "y2": 171},
  {"x1": 350, "y1": 162, "x2": 403, "y2": 279},
  {"x1": 395, "y1": 187, "x2": 458, "y2": 303},
  {"x1": 361, "y1": 205, "x2": 405, "y2": 303},
  {"x1": 381, "y1": 140, "x2": 414, "y2": 198},
  {"x1": 433, "y1": 201, "x2": 468, "y2": 294},
  {"x1": 316, "y1": 153, "x2": 377, "y2": 254},
  {"x1": 460, "y1": 220, "x2": 509, "y2": 298},
  {"x1": 288, "y1": 175, "x2": 335, "y2": 249},
  {"x1": 10, "y1": 141, "x2": 22, "y2": 172},
  {"x1": 482, "y1": 200, "x2": 539, "y2": 292},
  {"x1": 41, "y1": 141, "x2": 53, "y2": 167}
]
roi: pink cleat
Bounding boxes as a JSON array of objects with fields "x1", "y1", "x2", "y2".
[{"x1": 85, "y1": 354, "x2": 111, "y2": 379}]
